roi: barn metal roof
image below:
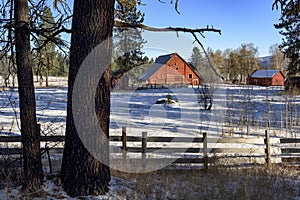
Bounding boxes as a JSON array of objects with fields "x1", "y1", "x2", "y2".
[
  {"x1": 138, "y1": 54, "x2": 174, "y2": 81},
  {"x1": 138, "y1": 63, "x2": 163, "y2": 81},
  {"x1": 250, "y1": 70, "x2": 280, "y2": 78},
  {"x1": 155, "y1": 54, "x2": 173, "y2": 64}
]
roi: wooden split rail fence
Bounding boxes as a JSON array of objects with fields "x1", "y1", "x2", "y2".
[{"x1": 1, "y1": 127, "x2": 300, "y2": 170}]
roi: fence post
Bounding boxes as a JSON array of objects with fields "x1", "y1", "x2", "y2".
[
  {"x1": 122, "y1": 127, "x2": 127, "y2": 162},
  {"x1": 265, "y1": 129, "x2": 271, "y2": 168},
  {"x1": 38, "y1": 123, "x2": 53, "y2": 174},
  {"x1": 142, "y1": 132, "x2": 147, "y2": 166},
  {"x1": 36, "y1": 123, "x2": 41, "y2": 135},
  {"x1": 122, "y1": 127, "x2": 127, "y2": 151},
  {"x1": 203, "y1": 132, "x2": 208, "y2": 171}
]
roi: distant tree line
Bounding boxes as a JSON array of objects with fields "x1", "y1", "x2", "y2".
[
  {"x1": 190, "y1": 43, "x2": 288, "y2": 84},
  {"x1": 0, "y1": 51, "x2": 68, "y2": 87}
]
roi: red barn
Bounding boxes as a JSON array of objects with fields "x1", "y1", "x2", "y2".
[
  {"x1": 248, "y1": 70, "x2": 285, "y2": 86},
  {"x1": 138, "y1": 53, "x2": 201, "y2": 86}
]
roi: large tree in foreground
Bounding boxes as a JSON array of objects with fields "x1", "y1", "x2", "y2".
[
  {"x1": 60, "y1": 0, "x2": 114, "y2": 197},
  {"x1": 60, "y1": 0, "x2": 222, "y2": 197},
  {"x1": 14, "y1": 0, "x2": 43, "y2": 191}
]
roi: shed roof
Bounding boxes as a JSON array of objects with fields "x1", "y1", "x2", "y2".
[{"x1": 250, "y1": 70, "x2": 281, "y2": 78}]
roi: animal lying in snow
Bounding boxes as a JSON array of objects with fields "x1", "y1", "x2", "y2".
[{"x1": 155, "y1": 97, "x2": 180, "y2": 108}]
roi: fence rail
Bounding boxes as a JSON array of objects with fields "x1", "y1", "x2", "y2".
[{"x1": 1, "y1": 127, "x2": 300, "y2": 171}]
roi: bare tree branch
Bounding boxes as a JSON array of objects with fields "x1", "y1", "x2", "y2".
[
  {"x1": 173, "y1": 0, "x2": 180, "y2": 14},
  {"x1": 114, "y1": 20, "x2": 222, "y2": 35},
  {"x1": 191, "y1": 32, "x2": 224, "y2": 80},
  {"x1": 31, "y1": 25, "x2": 71, "y2": 51}
]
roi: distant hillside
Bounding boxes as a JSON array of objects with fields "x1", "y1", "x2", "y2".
[
  {"x1": 259, "y1": 56, "x2": 289, "y2": 71},
  {"x1": 259, "y1": 56, "x2": 272, "y2": 68}
]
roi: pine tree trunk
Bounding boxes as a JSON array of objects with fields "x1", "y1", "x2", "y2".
[
  {"x1": 46, "y1": 48, "x2": 49, "y2": 87},
  {"x1": 45, "y1": 67, "x2": 49, "y2": 87},
  {"x1": 60, "y1": 0, "x2": 114, "y2": 197},
  {"x1": 14, "y1": 0, "x2": 43, "y2": 191}
]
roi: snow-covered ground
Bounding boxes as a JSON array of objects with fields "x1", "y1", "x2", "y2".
[
  {"x1": 1, "y1": 84, "x2": 300, "y2": 154},
  {"x1": 0, "y1": 87, "x2": 67, "y2": 136},
  {"x1": 1, "y1": 84, "x2": 299, "y2": 138},
  {"x1": 111, "y1": 84, "x2": 300, "y2": 138}
]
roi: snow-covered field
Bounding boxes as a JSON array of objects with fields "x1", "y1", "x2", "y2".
[
  {"x1": 1, "y1": 84, "x2": 300, "y2": 158},
  {"x1": 1, "y1": 84, "x2": 299, "y2": 138},
  {"x1": 111, "y1": 84, "x2": 300, "y2": 138},
  {"x1": 1, "y1": 84, "x2": 300, "y2": 159}
]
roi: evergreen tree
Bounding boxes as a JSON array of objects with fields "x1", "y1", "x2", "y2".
[
  {"x1": 273, "y1": 0, "x2": 300, "y2": 75},
  {"x1": 0, "y1": 54, "x2": 11, "y2": 86},
  {"x1": 56, "y1": 51, "x2": 69, "y2": 76},
  {"x1": 60, "y1": 0, "x2": 114, "y2": 196},
  {"x1": 190, "y1": 47, "x2": 204, "y2": 68},
  {"x1": 14, "y1": 0, "x2": 43, "y2": 191},
  {"x1": 112, "y1": 0, "x2": 147, "y2": 89},
  {"x1": 34, "y1": 6, "x2": 59, "y2": 86}
]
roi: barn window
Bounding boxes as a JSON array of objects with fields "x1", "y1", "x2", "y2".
[
  {"x1": 188, "y1": 74, "x2": 193, "y2": 79},
  {"x1": 176, "y1": 67, "x2": 179, "y2": 70}
]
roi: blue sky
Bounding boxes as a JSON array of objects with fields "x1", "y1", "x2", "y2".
[{"x1": 138, "y1": 0, "x2": 282, "y2": 59}]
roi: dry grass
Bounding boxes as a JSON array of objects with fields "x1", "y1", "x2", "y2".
[
  {"x1": 1, "y1": 165, "x2": 299, "y2": 199},
  {"x1": 111, "y1": 165, "x2": 300, "y2": 200}
]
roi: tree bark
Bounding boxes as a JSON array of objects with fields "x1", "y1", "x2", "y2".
[
  {"x1": 14, "y1": 0, "x2": 43, "y2": 191},
  {"x1": 60, "y1": 0, "x2": 114, "y2": 197}
]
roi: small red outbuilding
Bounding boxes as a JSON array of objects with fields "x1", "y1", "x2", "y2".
[{"x1": 248, "y1": 70, "x2": 285, "y2": 86}]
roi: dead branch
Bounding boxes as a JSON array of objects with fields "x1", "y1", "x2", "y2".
[
  {"x1": 114, "y1": 20, "x2": 221, "y2": 35},
  {"x1": 191, "y1": 32, "x2": 224, "y2": 80}
]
